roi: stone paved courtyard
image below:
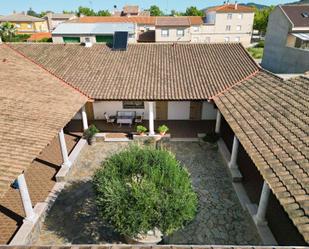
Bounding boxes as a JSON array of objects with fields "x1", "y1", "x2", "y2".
[{"x1": 35, "y1": 141, "x2": 261, "y2": 245}]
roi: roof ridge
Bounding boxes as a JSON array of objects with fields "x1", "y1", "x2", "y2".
[
  {"x1": 5, "y1": 43, "x2": 92, "y2": 100},
  {"x1": 209, "y1": 69, "x2": 260, "y2": 100}
]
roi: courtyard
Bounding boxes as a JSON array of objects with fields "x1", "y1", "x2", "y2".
[{"x1": 35, "y1": 140, "x2": 261, "y2": 245}]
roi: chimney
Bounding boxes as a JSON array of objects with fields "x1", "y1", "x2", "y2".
[
  {"x1": 235, "y1": 1, "x2": 238, "y2": 10},
  {"x1": 84, "y1": 37, "x2": 93, "y2": 47}
]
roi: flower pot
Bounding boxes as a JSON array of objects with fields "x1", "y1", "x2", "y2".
[
  {"x1": 88, "y1": 136, "x2": 96, "y2": 145},
  {"x1": 138, "y1": 132, "x2": 146, "y2": 136},
  {"x1": 125, "y1": 228, "x2": 162, "y2": 244},
  {"x1": 160, "y1": 131, "x2": 166, "y2": 136}
]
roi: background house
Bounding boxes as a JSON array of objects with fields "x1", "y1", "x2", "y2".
[
  {"x1": 202, "y1": 3, "x2": 255, "y2": 46},
  {"x1": 112, "y1": 5, "x2": 150, "y2": 17},
  {"x1": 0, "y1": 12, "x2": 48, "y2": 33},
  {"x1": 262, "y1": 5, "x2": 309, "y2": 74},
  {"x1": 44, "y1": 12, "x2": 77, "y2": 31}
]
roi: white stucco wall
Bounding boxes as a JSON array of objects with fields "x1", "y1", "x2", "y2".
[
  {"x1": 167, "y1": 101, "x2": 190, "y2": 120},
  {"x1": 202, "y1": 102, "x2": 217, "y2": 120},
  {"x1": 93, "y1": 101, "x2": 155, "y2": 120}
]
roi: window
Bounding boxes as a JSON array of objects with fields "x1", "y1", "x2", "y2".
[
  {"x1": 225, "y1": 25, "x2": 231, "y2": 31},
  {"x1": 236, "y1": 25, "x2": 242, "y2": 31},
  {"x1": 176, "y1": 29, "x2": 185, "y2": 37},
  {"x1": 238, "y1": 13, "x2": 243, "y2": 19},
  {"x1": 15, "y1": 23, "x2": 20, "y2": 28},
  {"x1": 27, "y1": 23, "x2": 32, "y2": 29},
  {"x1": 224, "y1": 37, "x2": 230, "y2": 42},
  {"x1": 161, "y1": 29, "x2": 169, "y2": 37},
  {"x1": 193, "y1": 26, "x2": 200, "y2": 32},
  {"x1": 227, "y1": 13, "x2": 232, "y2": 20},
  {"x1": 123, "y1": 101, "x2": 144, "y2": 109},
  {"x1": 235, "y1": 37, "x2": 240, "y2": 42}
]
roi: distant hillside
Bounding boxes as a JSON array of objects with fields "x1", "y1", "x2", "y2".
[{"x1": 241, "y1": 2, "x2": 268, "y2": 9}]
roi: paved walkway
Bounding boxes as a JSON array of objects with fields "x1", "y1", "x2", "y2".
[
  {"x1": 0, "y1": 133, "x2": 80, "y2": 244},
  {"x1": 35, "y1": 141, "x2": 261, "y2": 245}
]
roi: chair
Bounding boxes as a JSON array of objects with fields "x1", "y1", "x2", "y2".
[
  {"x1": 104, "y1": 112, "x2": 116, "y2": 125},
  {"x1": 135, "y1": 112, "x2": 144, "y2": 124}
]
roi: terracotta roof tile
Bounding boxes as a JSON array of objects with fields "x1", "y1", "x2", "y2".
[
  {"x1": 10, "y1": 43, "x2": 259, "y2": 101},
  {"x1": 207, "y1": 4, "x2": 255, "y2": 13},
  {"x1": 156, "y1": 16, "x2": 190, "y2": 26},
  {"x1": 0, "y1": 45, "x2": 87, "y2": 197},
  {"x1": 214, "y1": 71, "x2": 309, "y2": 243}
]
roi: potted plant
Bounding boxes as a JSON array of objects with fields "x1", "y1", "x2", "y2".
[
  {"x1": 158, "y1": 125, "x2": 169, "y2": 136},
  {"x1": 136, "y1": 125, "x2": 147, "y2": 135},
  {"x1": 83, "y1": 124, "x2": 99, "y2": 145},
  {"x1": 93, "y1": 145, "x2": 198, "y2": 244}
]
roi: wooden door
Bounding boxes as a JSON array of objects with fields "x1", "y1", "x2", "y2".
[
  {"x1": 190, "y1": 101, "x2": 202, "y2": 120},
  {"x1": 156, "y1": 101, "x2": 168, "y2": 120}
]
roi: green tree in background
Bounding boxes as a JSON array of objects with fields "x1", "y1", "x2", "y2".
[
  {"x1": 97, "y1": 10, "x2": 111, "y2": 16},
  {"x1": 148, "y1": 5, "x2": 164, "y2": 16},
  {"x1": 253, "y1": 6, "x2": 275, "y2": 33},
  {"x1": 27, "y1": 7, "x2": 40, "y2": 17},
  {"x1": 184, "y1": 6, "x2": 203, "y2": 16},
  {"x1": 77, "y1": 6, "x2": 96, "y2": 16}
]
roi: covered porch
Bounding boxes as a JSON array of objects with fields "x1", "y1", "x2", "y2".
[{"x1": 66, "y1": 119, "x2": 216, "y2": 139}]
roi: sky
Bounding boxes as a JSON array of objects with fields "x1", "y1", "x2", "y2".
[{"x1": 0, "y1": 0, "x2": 294, "y2": 15}]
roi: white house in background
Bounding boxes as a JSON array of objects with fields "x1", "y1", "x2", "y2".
[
  {"x1": 262, "y1": 5, "x2": 309, "y2": 73},
  {"x1": 52, "y1": 22, "x2": 136, "y2": 44},
  {"x1": 202, "y1": 3, "x2": 255, "y2": 46}
]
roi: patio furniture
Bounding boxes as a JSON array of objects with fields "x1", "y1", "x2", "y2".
[
  {"x1": 135, "y1": 112, "x2": 144, "y2": 124},
  {"x1": 104, "y1": 112, "x2": 116, "y2": 125},
  {"x1": 116, "y1": 111, "x2": 136, "y2": 126}
]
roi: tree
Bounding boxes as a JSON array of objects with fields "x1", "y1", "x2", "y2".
[
  {"x1": 77, "y1": 6, "x2": 96, "y2": 16},
  {"x1": 184, "y1": 6, "x2": 203, "y2": 16},
  {"x1": 0, "y1": 22, "x2": 16, "y2": 42},
  {"x1": 148, "y1": 5, "x2": 164, "y2": 16},
  {"x1": 253, "y1": 6, "x2": 275, "y2": 33},
  {"x1": 170, "y1": 9, "x2": 182, "y2": 16},
  {"x1": 27, "y1": 7, "x2": 40, "y2": 17},
  {"x1": 97, "y1": 10, "x2": 111, "y2": 16}
]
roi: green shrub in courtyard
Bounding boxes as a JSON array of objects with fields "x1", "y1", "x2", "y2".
[{"x1": 93, "y1": 145, "x2": 198, "y2": 237}]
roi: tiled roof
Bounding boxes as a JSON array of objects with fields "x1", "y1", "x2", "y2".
[
  {"x1": 214, "y1": 71, "x2": 309, "y2": 243},
  {"x1": 156, "y1": 16, "x2": 191, "y2": 26},
  {"x1": 0, "y1": 45, "x2": 88, "y2": 197},
  {"x1": 27, "y1": 32, "x2": 51, "y2": 41},
  {"x1": 189, "y1": 16, "x2": 204, "y2": 25},
  {"x1": 10, "y1": 43, "x2": 259, "y2": 101},
  {"x1": 75, "y1": 16, "x2": 156, "y2": 25},
  {"x1": 281, "y1": 5, "x2": 309, "y2": 29},
  {"x1": 206, "y1": 4, "x2": 255, "y2": 13},
  {"x1": 0, "y1": 13, "x2": 45, "y2": 22}
]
